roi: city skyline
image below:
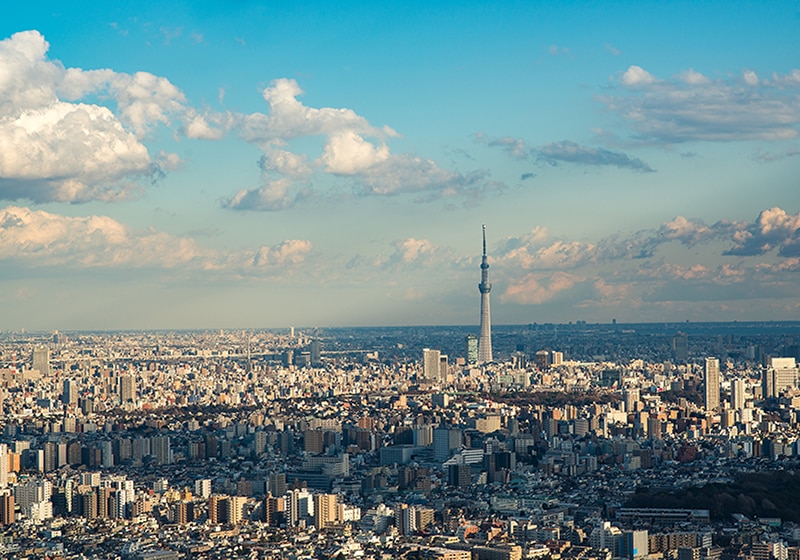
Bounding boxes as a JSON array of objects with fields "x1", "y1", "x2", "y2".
[{"x1": 1, "y1": 2, "x2": 799, "y2": 330}]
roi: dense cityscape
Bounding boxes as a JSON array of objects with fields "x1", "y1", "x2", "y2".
[{"x1": 2, "y1": 317, "x2": 800, "y2": 559}]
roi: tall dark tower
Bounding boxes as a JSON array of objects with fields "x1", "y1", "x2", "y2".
[{"x1": 478, "y1": 224, "x2": 493, "y2": 363}]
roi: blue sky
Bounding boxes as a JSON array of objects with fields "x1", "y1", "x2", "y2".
[{"x1": 1, "y1": 1, "x2": 799, "y2": 330}]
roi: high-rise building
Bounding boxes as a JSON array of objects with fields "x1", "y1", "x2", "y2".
[
  {"x1": 118, "y1": 375, "x2": 136, "y2": 404},
  {"x1": 731, "y1": 378, "x2": 746, "y2": 410},
  {"x1": 448, "y1": 464, "x2": 471, "y2": 488},
  {"x1": 763, "y1": 357, "x2": 798, "y2": 398},
  {"x1": 227, "y1": 496, "x2": 246, "y2": 524},
  {"x1": 623, "y1": 388, "x2": 640, "y2": 413},
  {"x1": 150, "y1": 436, "x2": 171, "y2": 465},
  {"x1": 477, "y1": 225, "x2": 493, "y2": 363},
  {"x1": 268, "y1": 472, "x2": 287, "y2": 497},
  {"x1": 396, "y1": 503, "x2": 417, "y2": 535},
  {"x1": 433, "y1": 426, "x2": 462, "y2": 462},
  {"x1": 264, "y1": 494, "x2": 285, "y2": 526},
  {"x1": 422, "y1": 348, "x2": 441, "y2": 383},
  {"x1": 624, "y1": 530, "x2": 649, "y2": 560},
  {"x1": 195, "y1": 479, "x2": 211, "y2": 499},
  {"x1": 0, "y1": 445, "x2": 7, "y2": 489},
  {"x1": 704, "y1": 357, "x2": 720, "y2": 411},
  {"x1": 310, "y1": 339, "x2": 322, "y2": 367},
  {"x1": 298, "y1": 490, "x2": 314, "y2": 519},
  {"x1": 314, "y1": 493, "x2": 338, "y2": 529},
  {"x1": 254, "y1": 431, "x2": 268, "y2": 455},
  {"x1": 208, "y1": 495, "x2": 222, "y2": 524},
  {"x1": 439, "y1": 354, "x2": 449, "y2": 384},
  {"x1": 465, "y1": 334, "x2": 478, "y2": 364},
  {"x1": 32, "y1": 347, "x2": 51, "y2": 375},
  {"x1": 671, "y1": 332, "x2": 688, "y2": 362},
  {"x1": 0, "y1": 493, "x2": 14, "y2": 525},
  {"x1": 62, "y1": 378, "x2": 77, "y2": 406}
]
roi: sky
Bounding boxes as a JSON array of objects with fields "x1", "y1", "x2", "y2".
[{"x1": 1, "y1": 0, "x2": 799, "y2": 331}]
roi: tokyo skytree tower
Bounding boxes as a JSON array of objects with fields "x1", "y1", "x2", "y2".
[{"x1": 477, "y1": 224, "x2": 493, "y2": 363}]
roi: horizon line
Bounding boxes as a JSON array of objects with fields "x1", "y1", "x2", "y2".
[{"x1": 5, "y1": 319, "x2": 800, "y2": 335}]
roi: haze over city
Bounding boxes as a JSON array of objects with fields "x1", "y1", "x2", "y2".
[{"x1": 1, "y1": 1, "x2": 799, "y2": 330}]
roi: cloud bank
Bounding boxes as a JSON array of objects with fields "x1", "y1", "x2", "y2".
[
  {"x1": 493, "y1": 207, "x2": 800, "y2": 312},
  {"x1": 0, "y1": 205, "x2": 311, "y2": 274},
  {"x1": 603, "y1": 65, "x2": 800, "y2": 144}
]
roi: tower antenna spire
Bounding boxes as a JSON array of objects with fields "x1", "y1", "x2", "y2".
[{"x1": 482, "y1": 224, "x2": 487, "y2": 257}]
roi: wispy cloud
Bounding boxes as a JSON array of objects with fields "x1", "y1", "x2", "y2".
[
  {"x1": 602, "y1": 65, "x2": 800, "y2": 144},
  {"x1": 537, "y1": 141, "x2": 655, "y2": 172},
  {"x1": 482, "y1": 135, "x2": 654, "y2": 172},
  {"x1": 547, "y1": 44, "x2": 571, "y2": 57},
  {"x1": 223, "y1": 179, "x2": 313, "y2": 212},
  {"x1": 751, "y1": 147, "x2": 800, "y2": 162},
  {"x1": 160, "y1": 26, "x2": 183, "y2": 46}
]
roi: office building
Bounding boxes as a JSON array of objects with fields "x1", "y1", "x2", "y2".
[
  {"x1": 310, "y1": 339, "x2": 322, "y2": 367},
  {"x1": 268, "y1": 472, "x2": 287, "y2": 497},
  {"x1": 422, "y1": 348, "x2": 441, "y2": 383},
  {"x1": 151, "y1": 436, "x2": 171, "y2": 465},
  {"x1": 32, "y1": 347, "x2": 50, "y2": 375},
  {"x1": 672, "y1": 332, "x2": 689, "y2": 362},
  {"x1": 731, "y1": 378, "x2": 746, "y2": 410},
  {"x1": 118, "y1": 375, "x2": 136, "y2": 403},
  {"x1": 434, "y1": 427, "x2": 462, "y2": 462},
  {"x1": 62, "y1": 378, "x2": 77, "y2": 406},
  {"x1": 763, "y1": 357, "x2": 797, "y2": 398}
]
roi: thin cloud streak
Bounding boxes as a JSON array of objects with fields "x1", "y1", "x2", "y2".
[{"x1": 482, "y1": 135, "x2": 655, "y2": 172}]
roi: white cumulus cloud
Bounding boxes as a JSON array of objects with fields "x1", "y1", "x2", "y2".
[
  {"x1": 0, "y1": 30, "x2": 222, "y2": 203},
  {"x1": 320, "y1": 130, "x2": 391, "y2": 175},
  {"x1": 620, "y1": 65, "x2": 657, "y2": 87},
  {"x1": 228, "y1": 78, "x2": 499, "y2": 209},
  {"x1": 252, "y1": 239, "x2": 313, "y2": 267}
]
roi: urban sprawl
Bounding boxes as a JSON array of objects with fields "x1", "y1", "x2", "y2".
[{"x1": 1, "y1": 323, "x2": 800, "y2": 560}]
